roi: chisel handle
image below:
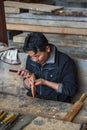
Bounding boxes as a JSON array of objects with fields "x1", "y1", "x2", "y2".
[
  {"x1": 0, "y1": 112, "x2": 7, "y2": 120},
  {"x1": 9, "y1": 69, "x2": 18, "y2": 73},
  {"x1": 3, "y1": 114, "x2": 15, "y2": 123},
  {"x1": 79, "y1": 93, "x2": 87, "y2": 102},
  {"x1": 0, "y1": 111, "x2": 4, "y2": 116}
]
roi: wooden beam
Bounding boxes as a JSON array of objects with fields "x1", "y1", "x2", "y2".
[
  {"x1": 4, "y1": 1, "x2": 63, "y2": 13},
  {"x1": 5, "y1": 7, "x2": 20, "y2": 14},
  {"x1": 5, "y1": 13, "x2": 87, "y2": 22},
  {"x1": 6, "y1": 17, "x2": 87, "y2": 29},
  {"x1": 6, "y1": 23, "x2": 87, "y2": 35},
  {"x1": 58, "y1": 0, "x2": 87, "y2": 2},
  {"x1": 23, "y1": 117, "x2": 81, "y2": 130},
  {"x1": 0, "y1": 0, "x2": 8, "y2": 44}
]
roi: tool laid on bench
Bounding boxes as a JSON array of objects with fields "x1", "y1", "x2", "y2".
[
  {"x1": 63, "y1": 93, "x2": 87, "y2": 122},
  {"x1": 0, "y1": 113, "x2": 21, "y2": 130},
  {"x1": 0, "y1": 112, "x2": 7, "y2": 122},
  {"x1": 0, "y1": 113, "x2": 15, "y2": 127}
]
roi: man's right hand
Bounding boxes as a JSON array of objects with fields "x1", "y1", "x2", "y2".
[{"x1": 17, "y1": 69, "x2": 31, "y2": 78}]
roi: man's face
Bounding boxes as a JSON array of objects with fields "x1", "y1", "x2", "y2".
[{"x1": 27, "y1": 46, "x2": 51, "y2": 65}]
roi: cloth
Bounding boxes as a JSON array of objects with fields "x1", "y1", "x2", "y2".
[
  {"x1": 0, "y1": 42, "x2": 20, "y2": 65},
  {"x1": 25, "y1": 44, "x2": 78, "y2": 102}
]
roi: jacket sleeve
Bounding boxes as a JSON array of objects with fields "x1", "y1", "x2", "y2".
[{"x1": 58, "y1": 58, "x2": 78, "y2": 97}]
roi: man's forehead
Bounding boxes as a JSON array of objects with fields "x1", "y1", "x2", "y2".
[{"x1": 28, "y1": 50, "x2": 41, "y2": 57}]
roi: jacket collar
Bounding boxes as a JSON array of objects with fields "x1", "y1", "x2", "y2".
[{"x1": 46, "y1": 45, "x2": 55, "y2": 64}]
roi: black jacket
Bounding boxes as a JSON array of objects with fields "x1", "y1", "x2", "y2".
[{"x1": 25, "y1": 45, "x2": 78, "y2": 102}]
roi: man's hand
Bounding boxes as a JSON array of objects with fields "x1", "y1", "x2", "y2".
[
  {"x1": 35, "y1": 78, "x2": 45, "y2": 86},
  {"x1": 24, "y1": 78, "x2": 31, "y2": 88},
  {"x1": 17, "y1": 69, "x2": 31, "y2": 78},
  {"x1": 24, "y1": 74, "x2": 36, "y2": 98}
]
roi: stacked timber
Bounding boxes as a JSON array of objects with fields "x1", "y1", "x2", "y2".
[{"x1": 4, "y1": 1, "x2": 87, "y2": 56}]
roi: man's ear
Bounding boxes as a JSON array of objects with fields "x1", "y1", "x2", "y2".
[{"x1": 46, "y1": 46, "x2": 51, "y2": 53}]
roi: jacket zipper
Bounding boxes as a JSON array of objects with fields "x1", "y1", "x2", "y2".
[{"x1": 40, "y1": 66, "x2": 43, "y2": 96}]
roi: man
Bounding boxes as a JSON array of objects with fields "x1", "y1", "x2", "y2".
[{"x1": 18, "y1": 32, "x2": 78, "y2": 102}]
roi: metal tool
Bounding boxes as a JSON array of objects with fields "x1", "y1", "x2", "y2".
[
  {"x1": 0, "y1": 112, "x2": 7, "y2": 121},
  {"x1": 0, "y1": 113, "x2": 15, "y2": 126},
  {"x1": 0, "y1": 113, "x2": 21, "y2": 130}
]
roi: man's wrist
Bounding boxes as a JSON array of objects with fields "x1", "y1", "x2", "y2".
[{"x1": 57, "y1": 83, "x2": 63, "y2": 93}]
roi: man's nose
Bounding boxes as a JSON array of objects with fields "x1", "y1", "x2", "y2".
[{"x1": 33, "y1": 57, "x2": 39, "y2": 62}]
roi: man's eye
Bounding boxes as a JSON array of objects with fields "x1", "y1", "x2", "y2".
[{"x1": 35, "y1": 55, "x2": 40, "y2": 57}]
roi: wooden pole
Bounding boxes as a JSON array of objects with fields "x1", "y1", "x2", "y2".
[{"x1": 0, "y1": 0, "x2": 8, "y2": 44}]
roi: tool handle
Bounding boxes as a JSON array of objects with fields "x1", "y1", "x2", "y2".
[
  {"x1": 3, "y1": 114, "x2": 15, "y2": 123},
  {"x1": 63, "y1": 101, "x2": 83, "y2": 121},
  {"x1": 9, "y1": 69, "x2": 18, "y2": 73},
  {"x1": 0, "y1": 111, "x2": 4, "y2": 116},
  {"x1": 79, "y1": 93, "x2": 87, "y2": 102},
  {"x1": 0, "y1": 112, "x2": 7, "y2": 120},
  {"x1": 8, "y1": 113, "x2": 21, "y2": 125}
]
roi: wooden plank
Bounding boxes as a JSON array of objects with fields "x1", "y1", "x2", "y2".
[
  {"x1": 0, "y1": 0, "x2": 8, "y2": 44},
  {"x1": 4, "y1": 1, "x2": 63, "y2": 13},
  {"x1": 5, "y1": 7, "x2": 20, "y2": 13},
  {"x1": 13, "y1": 33, "x2": 87, "y2": 49},
  {"x1": 13, "y1": 32, "x2": 27, "y2": 43},
  {"x1": 6, "y1": 17, "x2": 87, "y2": 29},
  {"x1": 63, "y1": 93, "x2": 87, "y2": 122},
  {"x1": 59, "y1": 0, "x2": 87, "y2": 2},
  {"x1": 13, "y1": 32, "x2": 87, "y2": 42},
  {"x1": 65, "y1": 7, "x2": 87, "y2": 12},
  {"x1": 54, "y1": 7, "x2": 87, "y2": 16},
  {"x1": 0, "y1": 93, "x2": 87, "y2": 124},
  {"x1": 5, "y1": 13, "x2": 87, "y2": 22},
  {"x1": 23, "y1": 117, "x2": 81, "y2": 130},
  {"x1": 6, "y1": 24, "x2": 87, "y2": 35}
]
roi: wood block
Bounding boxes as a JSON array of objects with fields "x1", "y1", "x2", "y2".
[
  {"x1": 4, "y1": 1, "x2": 63, "y2": 13},
  {"x1": 13, "y1": 32, "x2": 28, "y2": 43},
  {"x1": 5, "y1": 13, "x2": 87, "y2": 22},
  {"x1": 23, "y1": 116, "x2": 81, "y2": 130},
  {"x1": 5, "y1": 7, "x2": 20, "y2": 13},
  {"x1": 6, "y1": 23, "x2": 87, "y2": 36},
  {"x1": 6, "y1": 17, "x2": 87, "y2": 29}
]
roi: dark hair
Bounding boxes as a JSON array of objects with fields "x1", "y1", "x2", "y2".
[{"x1": 23, "y1": 32, "x2": 49, "y2": 53}]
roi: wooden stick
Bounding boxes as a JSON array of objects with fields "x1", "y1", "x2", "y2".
[
  {"x1": 63, "y1": 93, "x2": 87, "y2": 122},
  {"x1": 31, "y1": 74, "x2": 36, "y2": 98},
  {"x1": 9, "y1": 69, "x2": 18, "y2": 73}
]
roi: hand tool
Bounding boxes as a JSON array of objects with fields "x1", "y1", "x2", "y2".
[
  {"x1": 9, "y1": 69, "x2": 18, "y2": 73},
  {"x1": 0, "y1": 111, "x2": 4, "y2": 116},
  {"x1": 0, "y1": 113, "x2": 15, "y2": 126},
  {"x1": 0, "y1": 113, "x2": 21, "y2": 130},
  {"x1": 63, "y1": 93, "x2": 87, "y2": 122},
  {"x1": 0, "y1": 112, "x2": 7, "y2": 121}
]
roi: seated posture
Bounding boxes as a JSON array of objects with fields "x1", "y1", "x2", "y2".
[{"x1": 18, "y1": 32, "x2": 78, "y2": 102}]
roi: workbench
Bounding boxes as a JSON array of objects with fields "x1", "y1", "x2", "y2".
[
  {"x1": 0, "y1": 93, "x2": 87, "y2": 130},
  {"x1": 0, "y1": 53, "x2": 87, "y2": 129}
]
